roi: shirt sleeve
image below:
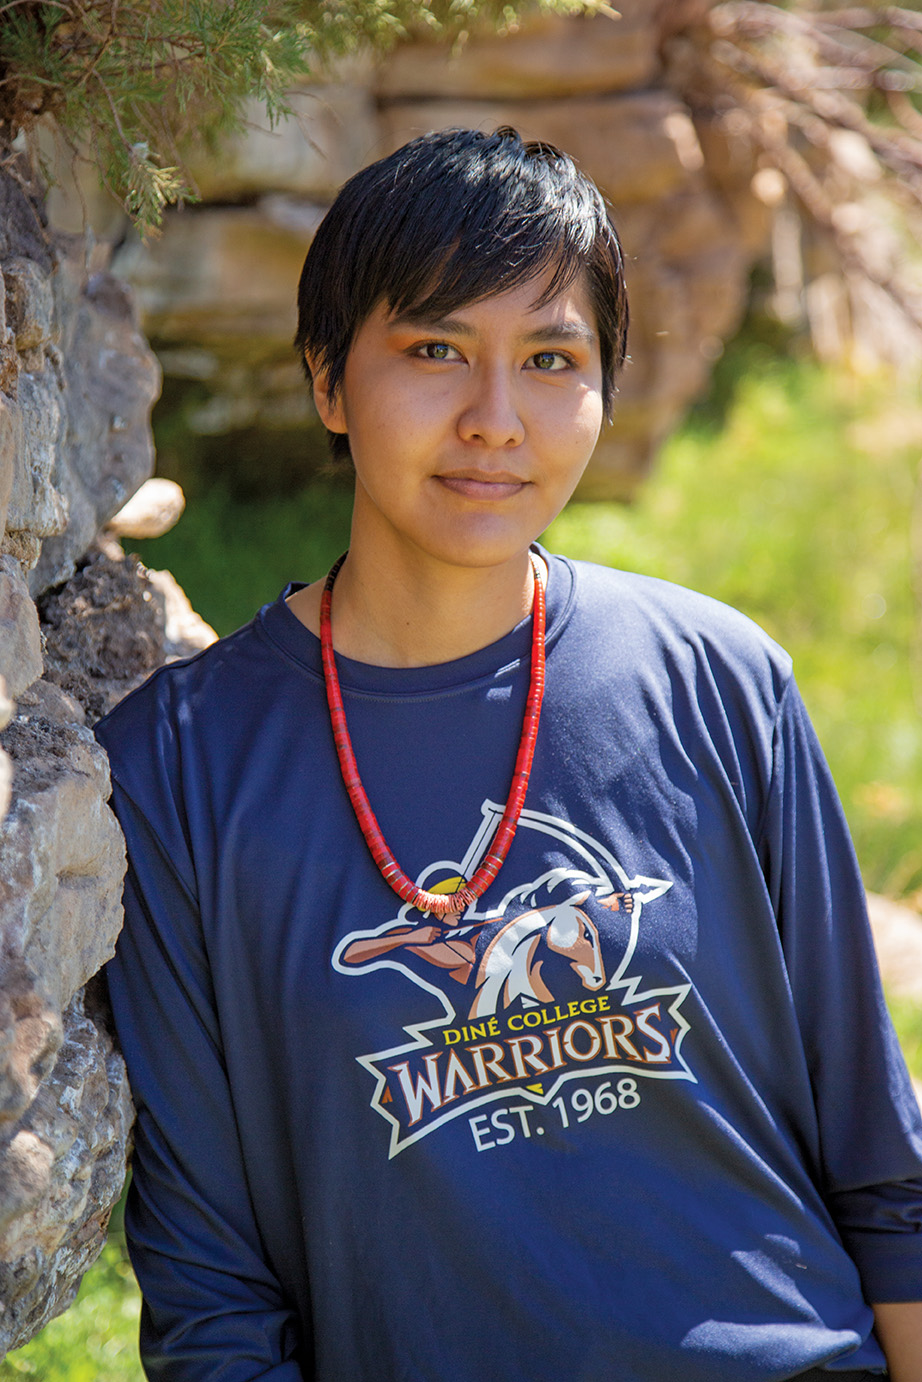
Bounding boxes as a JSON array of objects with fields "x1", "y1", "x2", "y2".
[
  {"x1": 105, "y1": 777, "x2": 307, "y2": 1380},
  {"x1": 759, "y1": 679, "x2": 922, "y2": 1302}
]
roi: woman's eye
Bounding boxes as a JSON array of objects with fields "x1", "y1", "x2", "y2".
[
  {"x1": 419, "y1": 342, "x2": 458, "y2": 361},
  {"x1": 530, "y1": 351, "x2": 568, "y2": 371}
]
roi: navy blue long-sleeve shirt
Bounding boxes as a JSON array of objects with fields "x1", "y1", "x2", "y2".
[{"x1": 96, "y1": 553, "x2": 922, "y2": 1380}]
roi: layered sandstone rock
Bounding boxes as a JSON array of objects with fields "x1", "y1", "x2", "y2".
[
  {"x1": 376, "y1": 7, "x2": 660, "y2": 100},
  {"x1": 106, "y1": 3, "x2": 766, "y2": 501}
]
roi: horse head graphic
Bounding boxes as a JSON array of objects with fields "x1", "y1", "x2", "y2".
[{"x1": 469, "y1": 893, "x2": 605, "y2": 1017}]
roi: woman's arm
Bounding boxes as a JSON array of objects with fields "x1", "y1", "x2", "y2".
[
  {"x1": 106, "y1": 780, "x2": 305, "y2": 1381},
  {"x1": 872, "y1": 1301, "x2": 922, "y2": 1382}
]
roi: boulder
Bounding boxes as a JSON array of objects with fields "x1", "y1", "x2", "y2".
[
  {"x1": 0, "y1": 394, "x2": 15, "y2": 540},
  {"x1": 0, "y1": 677, "x2": 12, "y2": 824},
  {"x1": 116, "y1": 200, "x2": 321, "y2": 350},
  {"x1": 0, "y1": 699, "x2": 125, "y2": 1018},
  {"x1": 106, "y1": 477, "x2": 186, "y2": 541},
  {"x1": 0, "y1": 156, "x2": 204, "y2": 1358},
  {"x1": 378, "y1": 90, "x2": 705, "y2": 205},
  {"x1": 144, "y1": 566, "x2": 217, "y2": 661},
  {"x1": 0, "y1": 529, "x2": 217, "y2": 1360},
  {"x1": 3, "y1": 354, "x2": 66, "y2": 573},
  {"x1": 0, "y1": 684, "x2": 128, "y2": 1358},
  {"x1": 38, "y1": 547, "x2": 166, "y2": 725},
  {"x1": 3, "y1": 257, "x2": 55, "y2": 357},
  {"x1": 185, "y1": 84, "x2": 379, "y2": 203},
  {"x1": 0, "y1": 556, "x2": 42, "y2": 699}
]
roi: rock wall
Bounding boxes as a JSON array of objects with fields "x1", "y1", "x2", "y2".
[
  {"x1": 64, "y1": 3, "x2": 774, "y2": 502},
  {"x1": 0, "y1": 162, "x2": 186, "y2": 1355}
]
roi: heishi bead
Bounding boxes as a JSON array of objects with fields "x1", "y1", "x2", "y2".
[{"x1": 320, "y1": 552, "x2": 546, "y2": 919}]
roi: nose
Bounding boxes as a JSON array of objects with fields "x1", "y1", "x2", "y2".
[{"x1": 457, "y1": 367, "x2": 525, "y2": 448}]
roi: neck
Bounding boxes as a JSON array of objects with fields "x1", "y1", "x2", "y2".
[{"x1": 288, "y1": 545, "x2": 541, "y2": 667}]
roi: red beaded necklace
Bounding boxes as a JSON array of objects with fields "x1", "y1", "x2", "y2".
[{"x1": 320, "y1": 552, "x2": 546, "y2": 919}]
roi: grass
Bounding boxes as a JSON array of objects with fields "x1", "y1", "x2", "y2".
[{"x1": 889, "y1": 997, "x2": 922, "y2": 1082}]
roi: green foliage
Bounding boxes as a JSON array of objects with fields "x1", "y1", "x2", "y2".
[
  {"x1": 888, "y1": 994, "x2": 922, "y2": 1081},
  {"x1": 0, "y1": 0, "x2": 594, "y2": 234},
  {"x1": 0, "y1": 0, "x2": 310, "y2": 231},
  {"x1": 545, "y1": 329, "x2": 922, "y2": 901},
  {"x1": 131, "y1": 478, "x2": 354, "y2": 635}
]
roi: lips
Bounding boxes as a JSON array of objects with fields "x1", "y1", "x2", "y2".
[{"x1": 435, "y1": 470, "x2": 529, "y2": 501}]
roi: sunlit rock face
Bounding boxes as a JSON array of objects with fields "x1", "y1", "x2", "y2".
[
  {"x1": 98, "y1": 5, "x2": 764, "y2": 504},
  {"x1": 27, "y1": 259, "x2": 160, "y2": 598}
]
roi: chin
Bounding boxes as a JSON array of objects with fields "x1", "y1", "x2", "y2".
[{"x1": 426, "y1": 527, "x2": 540, "y2": 572}]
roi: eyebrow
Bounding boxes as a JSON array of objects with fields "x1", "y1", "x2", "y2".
[{"x1": 388, "y1": 311, "x2": 596, "y2": 347}]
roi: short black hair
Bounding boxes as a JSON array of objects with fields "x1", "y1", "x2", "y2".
[{"x1": 294, "y1": 126, "x2": 629, "y2": 463}]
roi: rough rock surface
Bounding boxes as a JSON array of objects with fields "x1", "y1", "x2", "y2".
[
  {"x1": 28, "y1": 250, "x2": 161, "y2": 597},
  {"x1": 40, "y1": 547, "x2": 166, "y2": 726},
  {"x1": 1, "y1": 165, "x2": 159, "y2": 594},
  {"x1": 0, "y1": 696, "x2": 125, "y2": 1016},
  {"x1": 0, "y1": 673, "x2": 130, "y2": 1355},
  {"x1": 185, "y1": 79, "x2": 379, "y2": 204},
  {"x1": 375, "y1": 6, "x2": 660, "y2": 100},
  {"x1": 0, "y1": 678, "x2": 12, "y2": 823},
  {"x1": 0, "y1": 532, "x2": 215, "y2": 1358},
  {"x1": 0, "y1": 161, "x2": 166, "y2": 1360},
  {"x1": 0, "y1": 982, "x2": 132, "y2": 1354},
  {"x1": 0, "y1": 555, "x2": 42, "y2": 699},
  {"x1": 1, "y1": 173, "x2": 63, "y2": 574}
]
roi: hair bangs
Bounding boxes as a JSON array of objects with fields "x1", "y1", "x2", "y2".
[
  {"x1": 386, "y1": 229, "x2": 587, "y2": 328},
  {"x1": 295, "y1": 126, "x2": 629, "y2": 463}
]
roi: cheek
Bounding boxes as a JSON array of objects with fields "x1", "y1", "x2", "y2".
[
  {"x1": 578, "y1": 390, "x2": 605, "y2": 438},
  {"x1": 545, "y1": 388, "x2": 604, "y2": 458}
]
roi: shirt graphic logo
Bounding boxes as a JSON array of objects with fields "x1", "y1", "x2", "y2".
[{"x1": 333, "y1": 802, "x2": 693, "y2": 1156}]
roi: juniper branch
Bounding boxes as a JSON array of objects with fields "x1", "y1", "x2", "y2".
[{"x1": 0, "y1": 0, "x2": 590, "y2": 234}]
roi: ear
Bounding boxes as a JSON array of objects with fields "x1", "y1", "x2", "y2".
[{"x1": 304, "y1": 351, "x2": 348, "y2": 435}]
